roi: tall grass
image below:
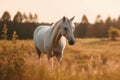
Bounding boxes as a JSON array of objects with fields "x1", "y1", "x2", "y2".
[{"x1": 0, "y1": 38, "x2": 120, "y2": 80}]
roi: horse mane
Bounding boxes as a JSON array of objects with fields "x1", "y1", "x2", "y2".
[
  {"x1": 50, "y1": 19, "x2": 63, "y2": 47},
  {"x1": 50, "y1": 19, "x2": 62, "y2": 33}
]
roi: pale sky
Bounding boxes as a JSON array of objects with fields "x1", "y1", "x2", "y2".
[{"x1": 0, "y1": 0, "x2": 120, "y2": 23}]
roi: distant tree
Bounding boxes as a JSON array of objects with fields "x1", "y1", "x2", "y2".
[
  {"x1": 81, "y1": 14, "x2": 89, "y2": 23},
  {"x1": 93, "y1": 15, "x2": 105, "y2": 37},
  {"x1": 75, "y1": 14, "x2": 89, "y2": 38},
  {"x1": 104, "y1": 16, "x2": 112, "y2": 37},
  {"x1": 33, "y1": 14, "x2": 38, "y2": 23},
  {"x1": 116, "y1": 16, "x2": 120, "y2": 28},
  {"x1": 13, "y1": 11, "x2": 23, "y2": 23},
  {"x1": 95, "y1": 14, "x2": 103, "y2": 23},
  {"x1": 22, "y1": 13, "x2": 28, "y2": 23},
  {"x1": 117, "y1": 16, "x2": 120, "y2": 23},
  {"x1": 1, "y1": 11, "x2": 11, "y2": 22},
  {"x1": 112, "y1": 18, "x2": 117, "y2": 27},
  {"x1": 29, "y1": 12, "x2": 33, "y2": 22},
  {"x1": 105, "y1": 16, "x2": 112, "y2": 26}
]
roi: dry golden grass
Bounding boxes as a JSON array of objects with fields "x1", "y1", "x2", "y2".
[{"x1": 0, "y1": 38, "x2": 120, "y2": 80}]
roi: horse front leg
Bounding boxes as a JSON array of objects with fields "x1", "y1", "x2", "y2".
[
  {"x1": 47, "y1": 51, "x2": 54, "y2": 69},
  {"x1": 53, "y1": 50, "x2": 63, "y2": 63},
  {"x1": 56, "y1": 54, "x2": 62, "y2": 64}
]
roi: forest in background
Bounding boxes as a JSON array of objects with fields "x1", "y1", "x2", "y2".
[{"x1": 0, "y1": 11, "x2": 120, "y2": 39}]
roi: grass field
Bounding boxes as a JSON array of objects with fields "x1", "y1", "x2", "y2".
[{"x1": 0, "y1": 38, "x2": 120, "y2": 80}]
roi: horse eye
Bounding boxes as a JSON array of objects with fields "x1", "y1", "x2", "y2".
[{"x1": 64, "y1": 27, "x2": 67, "y2": 31}]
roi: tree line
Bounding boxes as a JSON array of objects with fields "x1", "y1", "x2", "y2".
[
  {"x1": 0, "y1": 11, "x2": 51, "y2": 39},
  {"x1": 75, "y1": 14, "x2": 120, "y2": 38},
  {"x1": 0, "y1": 11, "x2": 120, "y2": 39}
]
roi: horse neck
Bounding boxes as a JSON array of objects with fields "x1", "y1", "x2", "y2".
[{"x1": 51, "y1": 20, "x2": 62, "y2": 47}]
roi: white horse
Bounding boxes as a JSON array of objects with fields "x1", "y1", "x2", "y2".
[{"x1": 33, "y1": 16, "x2": 75, "y2": 62}]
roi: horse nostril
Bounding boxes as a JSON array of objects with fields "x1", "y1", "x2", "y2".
[{"x1": 69, "y1": 40, "x2": 75, "y2": 45}]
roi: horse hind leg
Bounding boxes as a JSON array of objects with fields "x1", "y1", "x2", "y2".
[{"x1": 35, "y1": 46, "x2": 41, "y2": 59}]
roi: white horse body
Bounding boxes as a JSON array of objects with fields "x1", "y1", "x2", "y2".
[
  {"x1": 34, "y1": 25, "x2": 66, "y2": 56},
  {"x1": 33, "y1": 16, "x2": 75, "y2": 62}
]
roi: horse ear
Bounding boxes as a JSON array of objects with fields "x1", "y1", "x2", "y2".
[
  {"x1": 70, "y1": 16, "x2": 75, "y2": 21},
  {"x1": 63, "y1": 16, "x2": 66, "y2": 22}
]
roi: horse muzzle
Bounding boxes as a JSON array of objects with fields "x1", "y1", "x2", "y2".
[{"x1": 68, "y1": 39, "x2": 75, "y2": 45}]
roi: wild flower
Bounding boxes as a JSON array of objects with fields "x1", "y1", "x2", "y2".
[{"x1": 2, "y1": 24, "x2": 8, "y2": 40}]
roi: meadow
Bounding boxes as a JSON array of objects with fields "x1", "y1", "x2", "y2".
[{"x1": 0, "y1": 38, "x2": 120, "y2": 80}]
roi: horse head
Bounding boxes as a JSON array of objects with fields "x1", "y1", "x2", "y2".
[{"x1": 60, "y1": 16, "x2": 75, "y2": 45}]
